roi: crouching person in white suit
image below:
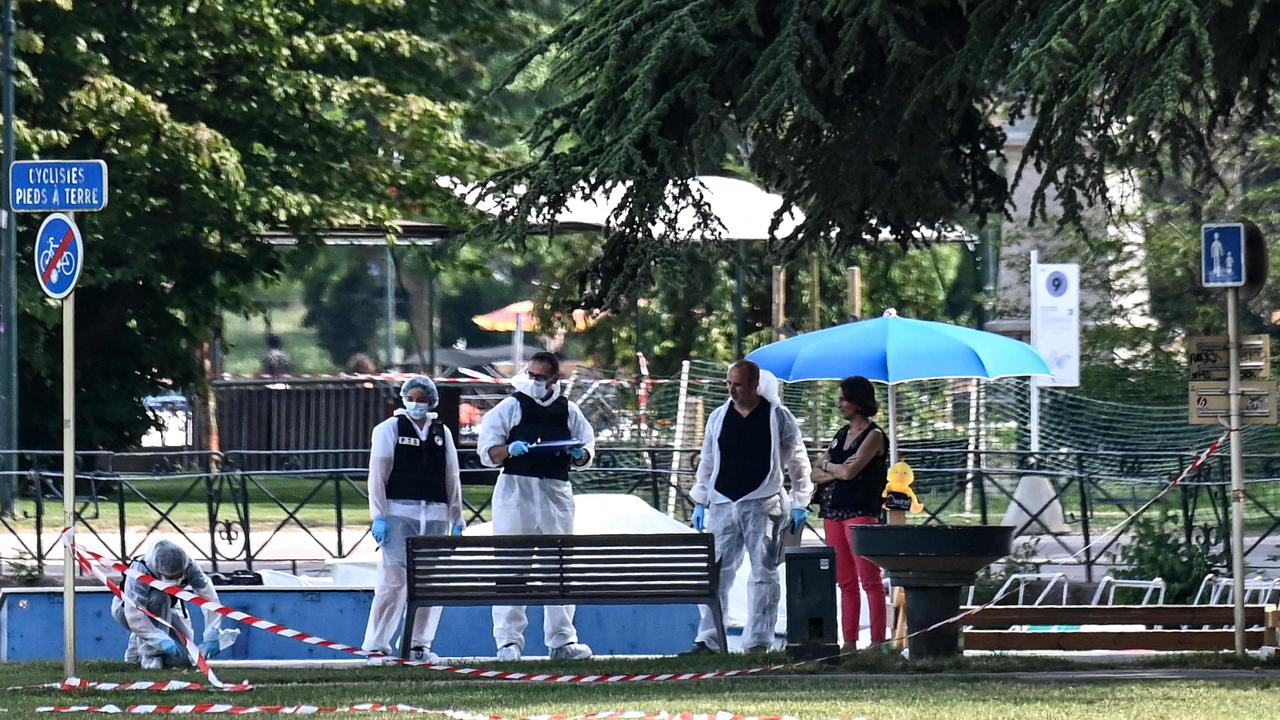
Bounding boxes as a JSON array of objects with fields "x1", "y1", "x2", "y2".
[{"x1": 112, "y1": 538, "x2": 228, "y2": 669}]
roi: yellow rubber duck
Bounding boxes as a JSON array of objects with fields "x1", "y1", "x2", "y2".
[{"x1": 883, "y1": 460, "x2": 923, "y2": 513}]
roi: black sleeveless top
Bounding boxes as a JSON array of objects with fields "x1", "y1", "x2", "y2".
[{"x1": 819, "y1": 422, "x2": 887, "y2": 520}]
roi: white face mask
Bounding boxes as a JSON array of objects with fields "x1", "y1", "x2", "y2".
[
  {"x1": 403, "y1": 400, "x2": 431, "y2": 419},
  {"x1": 527, "y1": 380, "x2": 549, "y2": 398}
]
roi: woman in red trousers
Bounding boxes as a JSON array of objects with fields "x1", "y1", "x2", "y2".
[{"x1": 810, "y1": 376, "x2": 888, "y2": 649}]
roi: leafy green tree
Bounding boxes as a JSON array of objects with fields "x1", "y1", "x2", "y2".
[
  {"x1": 471, "y1": 0, "x2": 1280, "y2": 311},
  {"x1": 13, "y1": 0, "x2": 534, "y2": 447}
]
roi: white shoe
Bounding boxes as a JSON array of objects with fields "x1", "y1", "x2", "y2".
[
  {"x1": 364, "y1": 647, "x2": 395, "y2": 666},
  {"x1": 140, "y1": 655, "x2": 164, "y2": 670},
  {"x1": 549, "y1": 642, "x2": 593, "y2": 661},
  {"x1": 496, "y1": 643, "x2": 522, "y2": 662},
  {"x1": 409, "y1": 646, "x2": 441, "y2": 663}
]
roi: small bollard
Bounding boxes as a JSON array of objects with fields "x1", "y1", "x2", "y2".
[{"x1": 784, "y1": 545, "x2": 838, "y2": 662}]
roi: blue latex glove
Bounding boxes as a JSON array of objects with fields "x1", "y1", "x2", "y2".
[
  {"x1": 371, "y1": 516, "x2": 388, "y2": 545},
  {"x1": 157, "y1": 637, "x2": 185, "y2": 661},
  {"x1": 568, "y1": 445, "x2": 587, "y2": 461},
  {"x1": 507, "y1": 440, "x2": 531, "y2": 457},
  {"x1": 201, "y1": 639, "x2": 221, "y2": 659},
  {"x1": 451, "y1": 522, "x2": 465, "y2": 536},
  {"x1": 691, "y1": 504, "x2": 706, "y2": 532},
  {"x1": 789, "y1": 508, "x2": 808, "y2": 534}
]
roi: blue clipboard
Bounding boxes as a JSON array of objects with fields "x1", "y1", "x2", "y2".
[{"x1": 527, "y1": 438, "x2": 585, "y2": 454}]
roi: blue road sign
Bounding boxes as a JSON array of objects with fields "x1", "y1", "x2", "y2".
[
  {"x1": 34, "y1": 213, "x2": 83, "y2": 299},
  {"x1": 10, "y1": 159, "x2": 108, "y2": 213},
  {"x1": 1202, "y1": 223, "x2": 1246, "y2": 288}
]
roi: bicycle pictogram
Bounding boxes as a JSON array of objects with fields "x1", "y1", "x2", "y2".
[{"x1": 39, "y1": 235, "x2": 76, "y2": 284}]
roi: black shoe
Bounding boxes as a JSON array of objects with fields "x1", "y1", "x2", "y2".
[{"x1": 681, "y1": 641, "x2": 718, "y2": 656}]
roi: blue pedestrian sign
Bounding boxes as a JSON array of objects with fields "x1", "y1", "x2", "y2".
[
  {"x1": 10, "y1": 159, "x2": 108, "y2": 213},
  {"x1": 1202, "y1": 223, "x2": 1246, "y2": 288},
  {"x1": 34, "y1": 213, "x2": 83, "y2": 299}
]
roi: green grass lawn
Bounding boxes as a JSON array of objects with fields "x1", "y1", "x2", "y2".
[{"x1": 1, "y1": 656, "x2": 1279, "y2": 718}]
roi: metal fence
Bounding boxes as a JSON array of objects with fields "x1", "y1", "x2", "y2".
[{"x1": 3, "y1": 444, "x2": 1280, "y2": 579}]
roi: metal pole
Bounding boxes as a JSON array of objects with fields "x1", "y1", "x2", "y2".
[
  {"x1": 1226, "y1": 285, "x2": 1246, "y2": 656},
  {"x1": 1029, "y1": 251, "x2": 1041, "y2": 457},
  {"x1": 810, "y1": 254, "x2": 821, "y2": 443},
  {"x1": 62, "y1": 287, "x2": 75, "y2": 677},
  {"x1": 383, "y1": 246, "x2": 394, "y2": 368},
  {"x1": 734, "y1": 240, "x2": 745, "y2": 358},
  {"x1": 425, "y1": 264, "x2": 436, "y2": 374},
  {"x1": 887, "y1": 384, "x2": 898, "y2": 464},
  {"x1": 0, "y1": 0, "x2": 16, "y2": 518}
]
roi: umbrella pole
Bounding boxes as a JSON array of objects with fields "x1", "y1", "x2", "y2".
[{"x1": 888, "y1": 384, "x2": 898, "y2": 464}]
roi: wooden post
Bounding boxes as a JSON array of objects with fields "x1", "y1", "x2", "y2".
[
  {"x1": 847, "y1": 266, "x2": 862, "y2": 320},
  {"x1": 887, "y1": 508, "x2": 908, "y2": 648},
  {"x1": 771, "y1": 265, "x2": 786, "y2": 341}
]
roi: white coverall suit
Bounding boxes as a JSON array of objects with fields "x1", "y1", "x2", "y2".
[
  {"x1": 361, "y1": 409, "x2": 463, "y2": 655},
  {"x1": 112, "y1": 542, "x2": 223, "y2": 669},
  {"x1": 476, "y1": 381, "x2": 596, "y2": 653},
  {"x1": 690, "y1": 390, "x2": 812, "y2": 652}
]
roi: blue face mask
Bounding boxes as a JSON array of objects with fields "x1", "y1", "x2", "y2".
[{"x1": 403, "y1": 400, "x2": 431, "y2": 419}]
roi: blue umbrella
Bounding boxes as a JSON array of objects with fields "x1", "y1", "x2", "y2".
[{"x1": 747, "y1": 310, "x2": 1052, "y2": 460}]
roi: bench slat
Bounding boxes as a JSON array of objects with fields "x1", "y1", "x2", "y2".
[
  {"x1": 964, "y1": 629, "x2": 1268, "y2": 651},
  {"x1": 409, "y1": 534, "x2": 710, "y2": 549},
  {"x1": 409, "y1": 556, "x2": 711, "y2": 566},
  {"x1": 962, "y1": 604, "x2": 1271, "y2": 628}
]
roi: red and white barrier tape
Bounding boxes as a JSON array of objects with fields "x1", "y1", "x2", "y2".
[
  {"x1": 68, "y1": 540, "x2": 782, "y2": 684},
  {"x1": 35, "y1": 706, "x2": 865, "y2": 719},
  {"x1": 11, "y1": 679, "x2": 211, "y2": 693}
]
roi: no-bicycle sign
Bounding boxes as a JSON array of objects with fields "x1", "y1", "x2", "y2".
[{"x1": 34, "y1": 213, "x2": 83, "y2": 299}]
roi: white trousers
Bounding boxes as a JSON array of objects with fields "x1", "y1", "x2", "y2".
[
  {"x1": 490, "y1": 473, "x2": 578, "y2": 651},
  {"x1": 695, "y1": 495, "x2": 784, "y2": 651},
  {"x1": 113, "y1": 600, "x2": 193, "y2": 668},
  {"x1": 361, "y1": 516, "x2": 451, "y2": 653}
]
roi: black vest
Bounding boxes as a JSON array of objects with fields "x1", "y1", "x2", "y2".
[
  {"x1": 825, "y1": 423, "x2": 887, "y2": 515},
  {"x1": 385, "y1": 416, "x2": 449, "y2": 503},
  {"x1": 503, "y1": 393, "x2": 572, "y2": 481}
]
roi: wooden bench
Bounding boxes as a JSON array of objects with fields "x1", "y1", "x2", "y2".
[
  {"x1": 402, "y1": 533, "x2": 726, "y2": 657},
  {"x1": 962, "y1": 604, "x2": 1280, "y2": 651}
]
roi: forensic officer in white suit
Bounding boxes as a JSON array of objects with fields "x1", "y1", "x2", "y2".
[
  {"x1": 113, "y1": 538, "x2": 228, "y2": 669},
  {"x1": 477, "y1": 351, "x2": 596, "y2": 661},
  {"x1": 687, "y1": 360, "x2": 813, "y2": 654},
  {"x1": 362, "y1": 375, "x2": 463, "y2": 663}
]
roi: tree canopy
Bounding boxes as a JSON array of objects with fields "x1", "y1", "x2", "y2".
[
  {"x1": 477, "y1": 0, "x2": 1280, "y2": 308},
  {"x1": 15, "y1": 0, "x2": 538, "y2": 447}
]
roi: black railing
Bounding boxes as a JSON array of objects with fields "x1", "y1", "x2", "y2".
[{"x1": 3, "y1": 445, "x2": 1278, "y2": 578}]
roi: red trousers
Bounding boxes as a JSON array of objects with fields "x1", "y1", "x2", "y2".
[{"x1": 823, "y1": 516, "x2": 887, "y2": 645}]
